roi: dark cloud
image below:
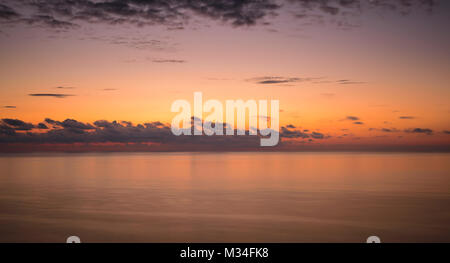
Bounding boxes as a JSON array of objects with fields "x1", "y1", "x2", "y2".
[
  {"x1": 60, "y1": 119, "x2": 95, "y2": 130},
  {"x1": 0, "y1": 118, "x2": 447, "y2": 152},
  {"x1": 381, "y1": 128, "x2": 397, "y2": 132},
  {"x1": 280, "y1": 125, "x2": 326, "y2": 139},
  {"x1": 399, "y1": 116, "x2": 415, "y2": 119},
  {"x1": 29, "y1": 93, "x2": 74, "y2": 98},
  {"x1": 3, "y1": 105, "x2": 16, "y2": 108},
  {"x1": 0, "y1": 3, "x2": 19, "y2": 20},
  {"x1": 249, "y1": 76, "x2": 317, "y2": 85},
  {"x1": 1, "y1": 118, "x2": 34, "y2": 130},
  {"x1": 346, "y1": 116, "x2": 360, "y2": 121},
  {"x1": 289, "y1": 0, "x2": 435, "y2": 29},
  {"x1": 44, "y1": 118, "x2": 59, "y2": 125},
  {"x1": 22, "y1": 14, "x2": 78, "y2": 29},
  {"x1": 405, "y1": 128, "x2": 433, "y2": 135},
  {"x1": 0, "y1": 0, "x2": 280, "y2": 29},
  {"x1": 0, "y1": 0, "x2": 436, "y2": 32},
  {"x1": 37, "y1": 123, "x2": 48, "y2": 129},
  {"x1": 341, "y1": 116, "x2": 364, "y2": 125},
  {"x1": 280, "y1": 126, "x2": 309, "y2": 138},
  {"x1": 444, "y1": 130, "x2": 450, "y2": 134},
  {"x1": 0, "y1": 124, "x2": 16, "y2": 136},
  {"x1": 310, "y1": 132, "x2": 324, "y2": 139},
  {"x1": 369, "y1": 128, "x2": 400, "y2": 132},
  {"x1": 0, "y1": 118, "x2": 268, "y2": 150}
]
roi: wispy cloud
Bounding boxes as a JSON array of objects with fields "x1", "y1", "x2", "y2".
[
  {"x1": 249, "y1": 76, "x2": 318, "y2": 85},
  {"x1": 28, "y1": 93, "x2": 74, "y2": 98},
  {"x1": 369, "y1": 128, "x2": 400, "y2": 133},
  {"x1": 336, "y1": 79, "x2": 366, "y2": 85},
  {"x1": 152, "y1": 59, "x2": 186, "y2": 63}
]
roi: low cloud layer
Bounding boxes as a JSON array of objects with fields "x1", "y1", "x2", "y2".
[
  {"x1": 0, "y1": 118, "x2": 264, "y2": 149},
  {"x1": 0, "y1": 118, "x2": 448, "y2": 152}
]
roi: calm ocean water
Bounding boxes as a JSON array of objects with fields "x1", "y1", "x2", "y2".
[{"x1": 0, "y1": 152, "x2": 449, "y2": 242}]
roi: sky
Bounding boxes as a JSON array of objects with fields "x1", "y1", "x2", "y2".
[{"x1": 0, "y1": 0, "x2": 449, "y2": 152}]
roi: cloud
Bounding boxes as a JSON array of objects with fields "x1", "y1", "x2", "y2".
[
  {"x1": 345, "y1": 116, "x2": 360, "y2": 121},
  {"x1": 1, "y1": 118, "x2": 34, "y2": 130},
  {"x1": 106, "y1": 37, "x2": 172, "y2": 50},
  {"x1": 353, "y1": 121, "x2": 364, "y2": 125},
  {"x1": 0, "y1": 118, "x2": 269, "y2": 150},
  {"x1": 0, "y1": 124, "x2": 15, "y2": 135},
  {"x1": 405, "y1": 128, "x2": 433, "y2": 135},
  {"x1": 152, "y1": 59, "x2": 186, "y2": 63},
  {"x1": 369, "y1": 128, "x2": 400, "y2": 132},
  {"x1": 37, "y1": 123, "x2": 48, "y2": 129},
  {"x1": 249, "y1": 76, "x2": 318, "y2": 85},
  {"x1": 0, "y1": 117, "x2": 283, "y2": 151},
  {"x1": 0, "y1": 0, "x2": 436, "y2": 32},
  {"x1": 399, "y1": 116, "x2": 415, "y2": 119},
  {"x1": 59, "y1": 119, "x2": 95, "y2": 130},
  {"x1": 289, "y1": 0, "x2": 435, "y2": 29},
  {"x1": 280, "y1": 125, "x2": 326, "y2": 140},
  {"x1": 280, "y1": 126, "x2": 309, "y2": 138},
  {"x1": 29, "y1": 93, "x2": 74, "y2": 98},
  {"x1": 310, "y1": 132, "x2": 324, "y2": 139},
  {"x1": 336, "y1": 79, "x2": 366, "y2": 85},
  {"x1": 3, "y1": 105, "x2": 16, "y2": 108},
  {"x1": 22, "y1": 15, "x2": 78, "y2": 29},
  {"x1": 0, "y1": 118, "x2": 447, "y2": 152},
  {"x1": 0, "y1": 0, "x2": 280, "y2": 29},
  {"x1": 444, "y1": 130, "x2": 450, "y2": 135},
  {"x1": 44, "y1": 118, "x2": 59, "y2": 125},
  {"x1": 0, "y1": 3, "x2": 19, "y2": 20}
]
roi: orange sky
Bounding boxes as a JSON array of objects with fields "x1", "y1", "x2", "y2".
[{"x1": 0, "y1": 0, "x2": 449, "y2": 150}]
